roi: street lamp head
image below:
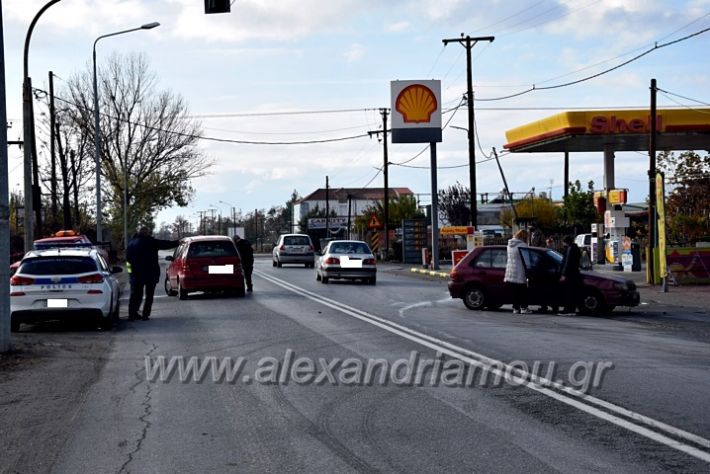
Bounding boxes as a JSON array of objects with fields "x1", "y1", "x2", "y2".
[{"x1": 141, "y1": 22, "x2": 160, "y2": 30}]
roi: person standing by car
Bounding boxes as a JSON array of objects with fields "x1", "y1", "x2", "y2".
[
  {"x1": 559, "y1": 234, "x2": 582, "y2": 315},
  {"x1": 504, "y1": 229, "x2": 532, "y2": 314},
  {"x1": 529, "y1": 226, "x2": 545, "y2": 247},
  {"x1": 126, "y1": 227, "x2": 179, "y2": 321},
  {"x1": 233, "y1": 235, "x2": 254, "y2": 292}
]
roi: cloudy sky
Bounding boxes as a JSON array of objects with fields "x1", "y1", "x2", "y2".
[{"x1": 3, "y1": 0, "x2": 710, "y2": 229}]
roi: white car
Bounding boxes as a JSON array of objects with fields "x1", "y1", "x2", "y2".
[
  {"x1": 315, "y1": 240, "x2": 377, "y2": 285},
  {"x1": 273, "y1": 234, "x2": 315, "y2": 268},
  {"x1": 10, "y1": 248, "x2": 122, "y2": 332}
]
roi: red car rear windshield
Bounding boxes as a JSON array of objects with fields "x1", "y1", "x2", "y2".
[{"x1": 187, "y1": 241, "x2": 237, "y2": 258}]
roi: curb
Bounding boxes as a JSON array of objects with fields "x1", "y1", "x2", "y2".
[{"x1": 409, "y1": 267, "x2": 449, "y2": 279}]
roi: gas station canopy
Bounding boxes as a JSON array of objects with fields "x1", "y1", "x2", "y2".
[{"x1": 504, "y1": 108, "x2": 710, "y2": 153}]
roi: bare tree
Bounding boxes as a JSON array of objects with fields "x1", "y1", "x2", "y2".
[{"x1": 65, "y1": 52, "x2": 211, "y2": 247}]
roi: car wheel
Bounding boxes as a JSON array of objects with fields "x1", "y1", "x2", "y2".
[
  {"x1": 235, "y1": 286, "x2": 246, "y2": 297},
  {"x1": 178, "y1": 279, "x2": 188, "y2": 300},
  {"x1": 462, "y1": 285, "x2": 486, "y2": 310},
  {"x1": 98, "y1": 311, "x2": 112, "y2": 331},
  {"x1": 321, "y1": 276, "x2": 329, "y2": 284},
  {"x1": 10, "y1": 318, "x2": 20, "y2": 332},
  {"x1": 578, "y1": 289, "x2": 609, "y2": 315},
  {"x1": 369, "y1": 277, "x2": 376, "y2": 285}
]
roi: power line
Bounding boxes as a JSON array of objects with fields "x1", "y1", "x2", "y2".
[
  {"x1": 189, "y1": 107, "x2": 378, "y2": 119},
  {"x1": 36, "y1": 88, "x2": 373, "y2": 146},
  {"x1": 475, "y1": 25, "x2": 710, "y2": 102},
  {"x1": 656, "y1": 87, "x2": 710, "y2": 107}
]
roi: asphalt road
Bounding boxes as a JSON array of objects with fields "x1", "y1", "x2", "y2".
[{"x1": 1, "y1": 255, "x2": 709, "y2": 473}]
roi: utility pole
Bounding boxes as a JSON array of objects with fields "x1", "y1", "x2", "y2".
[
  {"x1": 347, "y1": 193, "x2": 352, "y2": 240},
  {"x1": 442, "y1": 34, "x2": 494, "y2": 229},
  {"x1": 1, "y1": 2, "x2": 13, "y2": 352},
  {"x1": 325, "y1": 176, "x2": 329, "y2": 238},
  {"x1": 648, "y1": 78, "x2": 657, "y2": 285},
  {"x1": 368, "y1": 108, "x2": 390, "y2": 258},
  {"x1": 49, "y1": 71, "x2": 57, "y2": 228}
]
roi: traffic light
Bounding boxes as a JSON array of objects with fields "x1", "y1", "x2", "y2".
[{"x1": 205, "y1": 0, "x2": 230, "y2": 14}]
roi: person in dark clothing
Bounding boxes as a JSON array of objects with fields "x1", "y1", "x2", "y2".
[
  {"x1": 559, "y1": 234, "x2": 582, "y2": 315},
  {"x1": 233, "y1": 235, "x2": 254, "y2": 292},
  {"x1": 126, "y1": 227, "x2": 180, "y2": 320}
]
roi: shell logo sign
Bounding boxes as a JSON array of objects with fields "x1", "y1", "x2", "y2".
[
  {"x1": 395, "y1": 84, "x2": 438, "y2": 123},
  {"x1": 391, "y1": 80, "x2": 442, "y2": 144}
]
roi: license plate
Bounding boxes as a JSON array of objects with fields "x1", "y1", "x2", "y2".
[
  {"x1": 290, "y1": 247, "x2": 304, "y2": 253},
  {"x1": 208, "y1": 265, "x2": 233, "y2": 274},
  {"x1": 340, "y1": 257, "x2": 362, "y2": 268},
  {"x1": 47, "y1": 299, "x2": 68, "y2": 308}
]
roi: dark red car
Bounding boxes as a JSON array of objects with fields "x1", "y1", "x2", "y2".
[
  {"x1": 448, "y1": 245, "x2": 640, "y2": 315},
  {"x1": 164, "y1": 236, "x2": 245, "y2": 299}
]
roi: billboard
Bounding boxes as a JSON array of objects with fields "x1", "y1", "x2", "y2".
[{"x1": 390, "y1": 80, "x2": 442, "y2": 144}]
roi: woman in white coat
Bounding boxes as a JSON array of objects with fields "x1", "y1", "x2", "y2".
[{"x1": 504, "y1": 229, "x2": 532, "y2": 314}]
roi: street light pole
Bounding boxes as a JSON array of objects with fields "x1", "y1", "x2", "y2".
[
  {"x1": 93, "y1": 21, "x2": 159, "y2": 243},
  {"x1": 22, "y1": 0, "x2": 63, "y2": 251}
]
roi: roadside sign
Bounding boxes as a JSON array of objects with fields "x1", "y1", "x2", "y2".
[
  {"x1": 391, "y1": 80, "x2": 442, "y2": 144},
  {"x1": 368, "y1": 214, "x2": 383, "y2": 230},
  {"x1": 440, "y1": 226, "x2": 473, "y2": 236}
]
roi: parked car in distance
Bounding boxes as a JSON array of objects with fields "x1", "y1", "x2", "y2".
[
  {"x1": 273, "y1": 234, "x2": 315, "y2": 268},
  {"x1": 448, "y1": 245, "x2": 640, "y2": 315},
  {"x1": 165, "y1": 235, "x2": 245, "y2": 300},
  {"x1": 316, "y1": 240, "x2": 377, "y2": 284},
  {"x1": 10, "y1": 248, "x2": 122, "y2": 332}
]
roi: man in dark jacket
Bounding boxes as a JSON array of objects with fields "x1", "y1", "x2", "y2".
[
  {"x1": 233, "y1": 235, "x2": 254, "y2": 292},
  {"x1": 126, "y1": 227, "x2": 180, "y2": 320},
  {"x1": 559, "y1": 234, "x2": 582, "y2": 315}
]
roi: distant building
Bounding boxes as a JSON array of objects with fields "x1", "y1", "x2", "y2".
[{"x1": 293, "y1": 187, "x2": 414, "y2": 231}]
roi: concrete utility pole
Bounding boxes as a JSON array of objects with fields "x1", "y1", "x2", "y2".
[
  {"x1": 442, "y1": 34, "x2": 494, "y2": 228},
  {"x1": 325, "y1": 176, "x2": 329, "y2": 236},
  {"x1": 1, "y1": 1, "x2": 13, "y2": 352},
  {"x1": 49, "y1": 71, "x2": 57, "y2": 226},
  {"x1": 648, "y1": 78, "x2": 658, "y2": 285},
  {"x1": 368, "y1": 108, "x2": 390, "y2": 258}
]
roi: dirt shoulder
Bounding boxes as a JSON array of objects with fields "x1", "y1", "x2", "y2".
[{"x1": 0, "y1": 326, "x2": 114, "y2": 474}]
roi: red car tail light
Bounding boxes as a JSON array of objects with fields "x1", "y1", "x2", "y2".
[
  {"x1": 79, "y1": 273, "x2": 104, "y2": 284},
  {"x1": 10, "y1": 291, "x2": 26, "y2": 297},
  {"x1": 363, "y1": 258, "x2": 376, "y2": 265},
  {"x1": 10, "y1": 275, "x2": 34, "y2": 286},
  {"x1": 308, "y1": 245, "x2": 314, "y2": 251},
  {"x1": 450, "y1": 268, "x2": 461, "y2": 282},
  {"x1": 324, "y1": 257, "x2": 340, "y2": 265}
]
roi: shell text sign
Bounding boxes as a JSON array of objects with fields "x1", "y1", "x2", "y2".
[{"x1": 395, "y1": 84, "x2": 438, "y2": 123}]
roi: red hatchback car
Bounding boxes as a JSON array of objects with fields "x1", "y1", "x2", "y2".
[
  {"x1": 164, "y1": 236, "x2": 245, "y2": 299},
  {"x1": 448, "y1": 245, "x2": 640, "y2": 315}
]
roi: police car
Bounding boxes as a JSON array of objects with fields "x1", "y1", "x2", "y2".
[{"x1": 10, "y1": 248, "x2": 122, "y2": 332}]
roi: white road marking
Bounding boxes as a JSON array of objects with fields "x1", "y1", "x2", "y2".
[
  {"x1": 255, "y1": 269, "x2": 710, "y2": 463},
  {"x1": 398, "y1": 297, "x2": 454, "y2": 318},
  {"x1": 119, "y1": 295, "x2": 169, "y2": 302}
]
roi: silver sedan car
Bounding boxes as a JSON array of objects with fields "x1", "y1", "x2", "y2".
[{"x1": 315, "y1": 240, "x2": 377, "y2": 285}]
